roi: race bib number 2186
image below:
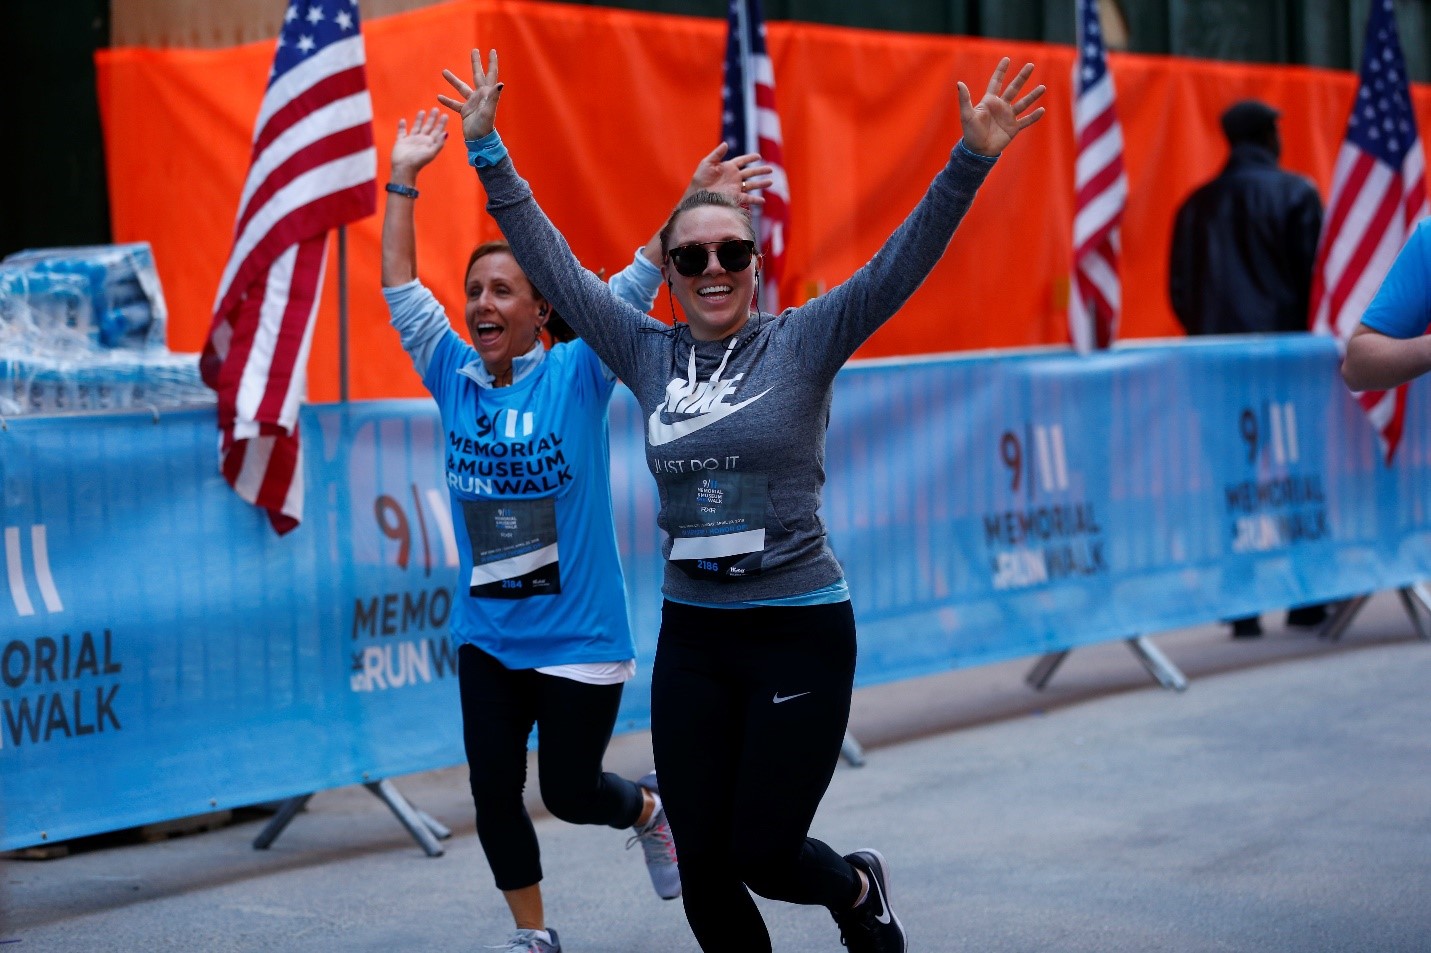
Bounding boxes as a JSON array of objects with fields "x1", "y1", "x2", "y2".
[{"x1": 667, "y1": 471, "x2": 767, "y2": 581}]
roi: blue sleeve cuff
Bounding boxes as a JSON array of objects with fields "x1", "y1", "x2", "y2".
[
  {"x1": 624, "y1": 247, "x2": 663, "y2": 284},
  {"x1": 467, "y1": 130, "x2": 508, "y2": 168},
  {"x1": 955, "y1": 140, "x2": 999, "y2": 164},
  {"x1": 607, "y1": 247, "x2": 664, "y2": 312}
]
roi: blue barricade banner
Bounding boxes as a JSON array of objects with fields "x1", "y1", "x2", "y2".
[{"x1": 2, "y1": 335, "x2": 1428, "y2": 849}]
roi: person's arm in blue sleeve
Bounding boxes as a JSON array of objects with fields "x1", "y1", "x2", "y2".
[
  {"x1": 442, "y1": 54, "x2": 779, "y2": 377},
  {"x1": 384, "y1": 280, "x2": 458, "y2": 379},
  {"x1": 607, "y1": 249, "x2": 663, "y2": 313},
  {"x1": 591, "y1": 149, "x2": 773, "y2": 381},
  {"x1": 380, "y1": 109, "x2": 454, "y2": 378},
  {"x1": 1343, "y1": 223, "x2": 1431, "y2": 391},
  {"x1": 604, "y1": 144, "x2": 774, "y2": 314}
]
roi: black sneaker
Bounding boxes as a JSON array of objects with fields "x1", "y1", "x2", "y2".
[
  {"x1": 1230, "y1": 616, "x2": 1263, "y2": 639},
  {"x1": 831, "y1": 849, "x2": 906, "y2": 952},
  {"x1": 1286, "y1": 604, "x2": 1328, "y2": 628}
]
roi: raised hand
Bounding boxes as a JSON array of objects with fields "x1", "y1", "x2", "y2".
[
  {"x1": 956, "y1": 58, "x2": 1046, "y2": 156},
  {"x1": 438, "y1": 49, "x2": 502, "y2": 142},
  {"x1": 687, "y1": 142, "x2": 776, "y2": 207},
  {"x1": 390, "y1": 110, "x2": 448, "y2": 178}
]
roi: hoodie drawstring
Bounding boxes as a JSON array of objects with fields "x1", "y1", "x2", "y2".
[{"x1": 686, "y1": 335, "x2": 738, "y2": 390}]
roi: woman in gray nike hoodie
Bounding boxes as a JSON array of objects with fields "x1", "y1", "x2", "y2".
[{"x1": 439, "y1": 49, "x2": 1045, "y2": 953}]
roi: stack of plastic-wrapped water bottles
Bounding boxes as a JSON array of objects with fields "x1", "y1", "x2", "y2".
[{"x1": 0, "y1": 243, "x2": 212, "y2": 416}]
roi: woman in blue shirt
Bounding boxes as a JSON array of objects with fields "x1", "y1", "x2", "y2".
[{"x1": 379, "y1": 108, "x2": 770, "y2": 953}]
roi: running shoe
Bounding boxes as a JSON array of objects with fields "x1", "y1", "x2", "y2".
[
  {"x1": 831, "y1": 849, "x2": 906, "y2": 952},
  {"x1": 625, "y1": 770, "x2": 681, "y2": 900},
  {"x1": 490, "y1": 927, "x2": 561, "y2": 953}
]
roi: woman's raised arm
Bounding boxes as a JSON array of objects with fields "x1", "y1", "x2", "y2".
[{"x1": 380, "y1": 109, "x2": 448, "y2": 288}]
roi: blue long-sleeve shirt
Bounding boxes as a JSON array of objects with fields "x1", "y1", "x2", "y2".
[{"x1": 381, "y1": 252, "x2": 660, "y2": 668}]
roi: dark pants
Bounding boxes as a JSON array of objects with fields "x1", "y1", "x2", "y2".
[
  {"x1": 458, "y1": 643, "x2": 645, "y2": 891},
  {"x1": 651, "y1": 599, "x2": 862, "y2": 952}
]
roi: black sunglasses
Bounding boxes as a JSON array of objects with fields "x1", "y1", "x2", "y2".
[{"x1": 666, "y1": 239, "x2": 757, "y2": 278}]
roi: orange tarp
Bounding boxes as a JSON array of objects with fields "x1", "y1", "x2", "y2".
[{"x1": 95, "y1": 0, "x2": 1431, "y2": 401}]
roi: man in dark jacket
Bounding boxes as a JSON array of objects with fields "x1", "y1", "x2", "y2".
[
  {"x1": 1169, "y1": 100, "x2": 1323, "y2": 335},
  {"x1": 1169, "y1": 99, "x2": 1327, "y2": 637}
]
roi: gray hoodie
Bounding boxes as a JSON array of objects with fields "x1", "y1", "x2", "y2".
[{"x1": 477, "y1": 143, "x2": 995, "y2": 603}]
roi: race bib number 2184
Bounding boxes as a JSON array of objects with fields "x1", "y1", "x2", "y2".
[{"x1": 462, "y1": 498, "x2": 561, "y2": 598}]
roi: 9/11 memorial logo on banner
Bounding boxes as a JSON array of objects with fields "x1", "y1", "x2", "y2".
[
  {"x1": 5, "y1": 524, "x2": 64, "y2": 617},
  {"x1": 1225, "y1": 401, "x2": 1329, "y2": 554},
  {"x1": 982, "y1": 423, "x2": 1107, "y2": 591}
]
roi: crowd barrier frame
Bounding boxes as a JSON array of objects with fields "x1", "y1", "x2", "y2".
[
  {"x1": 252, "y1": 780, "x2": 452, "y2": 856},
  {"x1": 4, "y1": 335, "x2": 1430, "y2": 853},
  {"x1": 1319, "y1": 585, "x2": 1431, "y2": 643}
]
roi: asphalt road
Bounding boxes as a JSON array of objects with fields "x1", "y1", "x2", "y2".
[{"x1": 5, "y1": 592, "x2": 1430, "y2": 952}]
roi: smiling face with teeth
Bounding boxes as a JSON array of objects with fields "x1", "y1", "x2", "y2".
[
  {"x1": 462, "y1": 246, "x2": 547, "y2": 385},
  {"x1": 662, "y1": 204, "x2": 759, "y2": 342}
]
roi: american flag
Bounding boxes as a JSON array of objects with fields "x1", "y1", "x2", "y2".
[
  {"x1": 721, "y1": 0, "x2": 788, "y2": 313},
  {"x1": 201, "y1": 0, "x2": 376, "y2": 534},
  {"x1": 1069, "y1": 0, "x2": 1128, "y2": 354},
  {"x1": 1310, "y1": 0, "x2": 1427, "y2": 464}
]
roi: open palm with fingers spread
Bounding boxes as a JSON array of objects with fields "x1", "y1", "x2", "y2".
[
  {"x1": 391, "y1": 109, "x2": 448, "y2": 176},
  {"x1": 957, "y1": 57, "x2": 1047, "y2": 156},
  {"x1": 438, "y1": 48, "x2": 503, "y2": 141}
]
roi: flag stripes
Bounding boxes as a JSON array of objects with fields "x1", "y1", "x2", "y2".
[
  {"x1": 1069, "y1": 0, "x2": 1127, "y2": 354},
  {"x1": 1309, "y1": 0, "x2": 1428, "y2": 463},
  {"x1": 723, "y1": 0, "x2": 789, "y2": 314},
  {"x1": 202, "y1": 0, "x2": 375, "y2": 533}
]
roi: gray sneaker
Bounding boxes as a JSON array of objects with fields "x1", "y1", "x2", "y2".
[
  {"x1": 626, "y1": 771, "x2": 681, "y2": 900},
  {"x1": 492, "y1": 927, "x2": 561, "y2": 953}
]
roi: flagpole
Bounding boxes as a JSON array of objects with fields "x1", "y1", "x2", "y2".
[
  {"x1": 338, "y1": 225, "x2": 349, "y2": 404},
  {"x1": 744, "y1": 2, "x2": 767, "y2": 307},
  {"x1": 736, "y1": 1, "x2": 765, "y2": 306}
]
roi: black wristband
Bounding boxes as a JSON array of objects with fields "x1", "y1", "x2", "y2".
[{"x1": 385, "y1": 182, "x2": 419, "y2": 199}]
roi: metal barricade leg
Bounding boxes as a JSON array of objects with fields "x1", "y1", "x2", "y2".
[
  {"x1": 1025, "y1": 640, "x2": 1186, "y2": 692},
  {"x1": 416, "y1": 809, "x2": 453, "y2": 840},
  {"x1": 840, "y1": 731, "x2": 867, "y2": 768},
  {"x1": 1025, "y1": 649, "x2": 1071, "y2": 691},
  {"x1": 1398, "y1": 586, "x2": 1431, "y2": 641},
  {"x1": 252, "y1": 793, "x2": 313, "y2": 850},
  {"x1": 252, "y1": 782, "x2": 449, "y2": 856},
  {"x1": 1320, "y1": 594, "x2": 1371, "y2": 643},
  {"x1": 1125, "y1": 636, "x2": 1188, "y2": 692},
  {"x1": 365, "y1": 779, "x2": 446, "y2": 857}
]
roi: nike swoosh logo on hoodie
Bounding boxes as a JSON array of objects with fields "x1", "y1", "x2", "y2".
[{"x1": 647, "y1": 389, "x2": 771, "y2": 446}]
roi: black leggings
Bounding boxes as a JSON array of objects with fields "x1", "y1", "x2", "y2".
[
  {"x1": 651, "y1": 599, "x2": 862, "y2": 952},
  {"x1": 458, "y1": 643, "x2": 645, "y2": 891}
]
